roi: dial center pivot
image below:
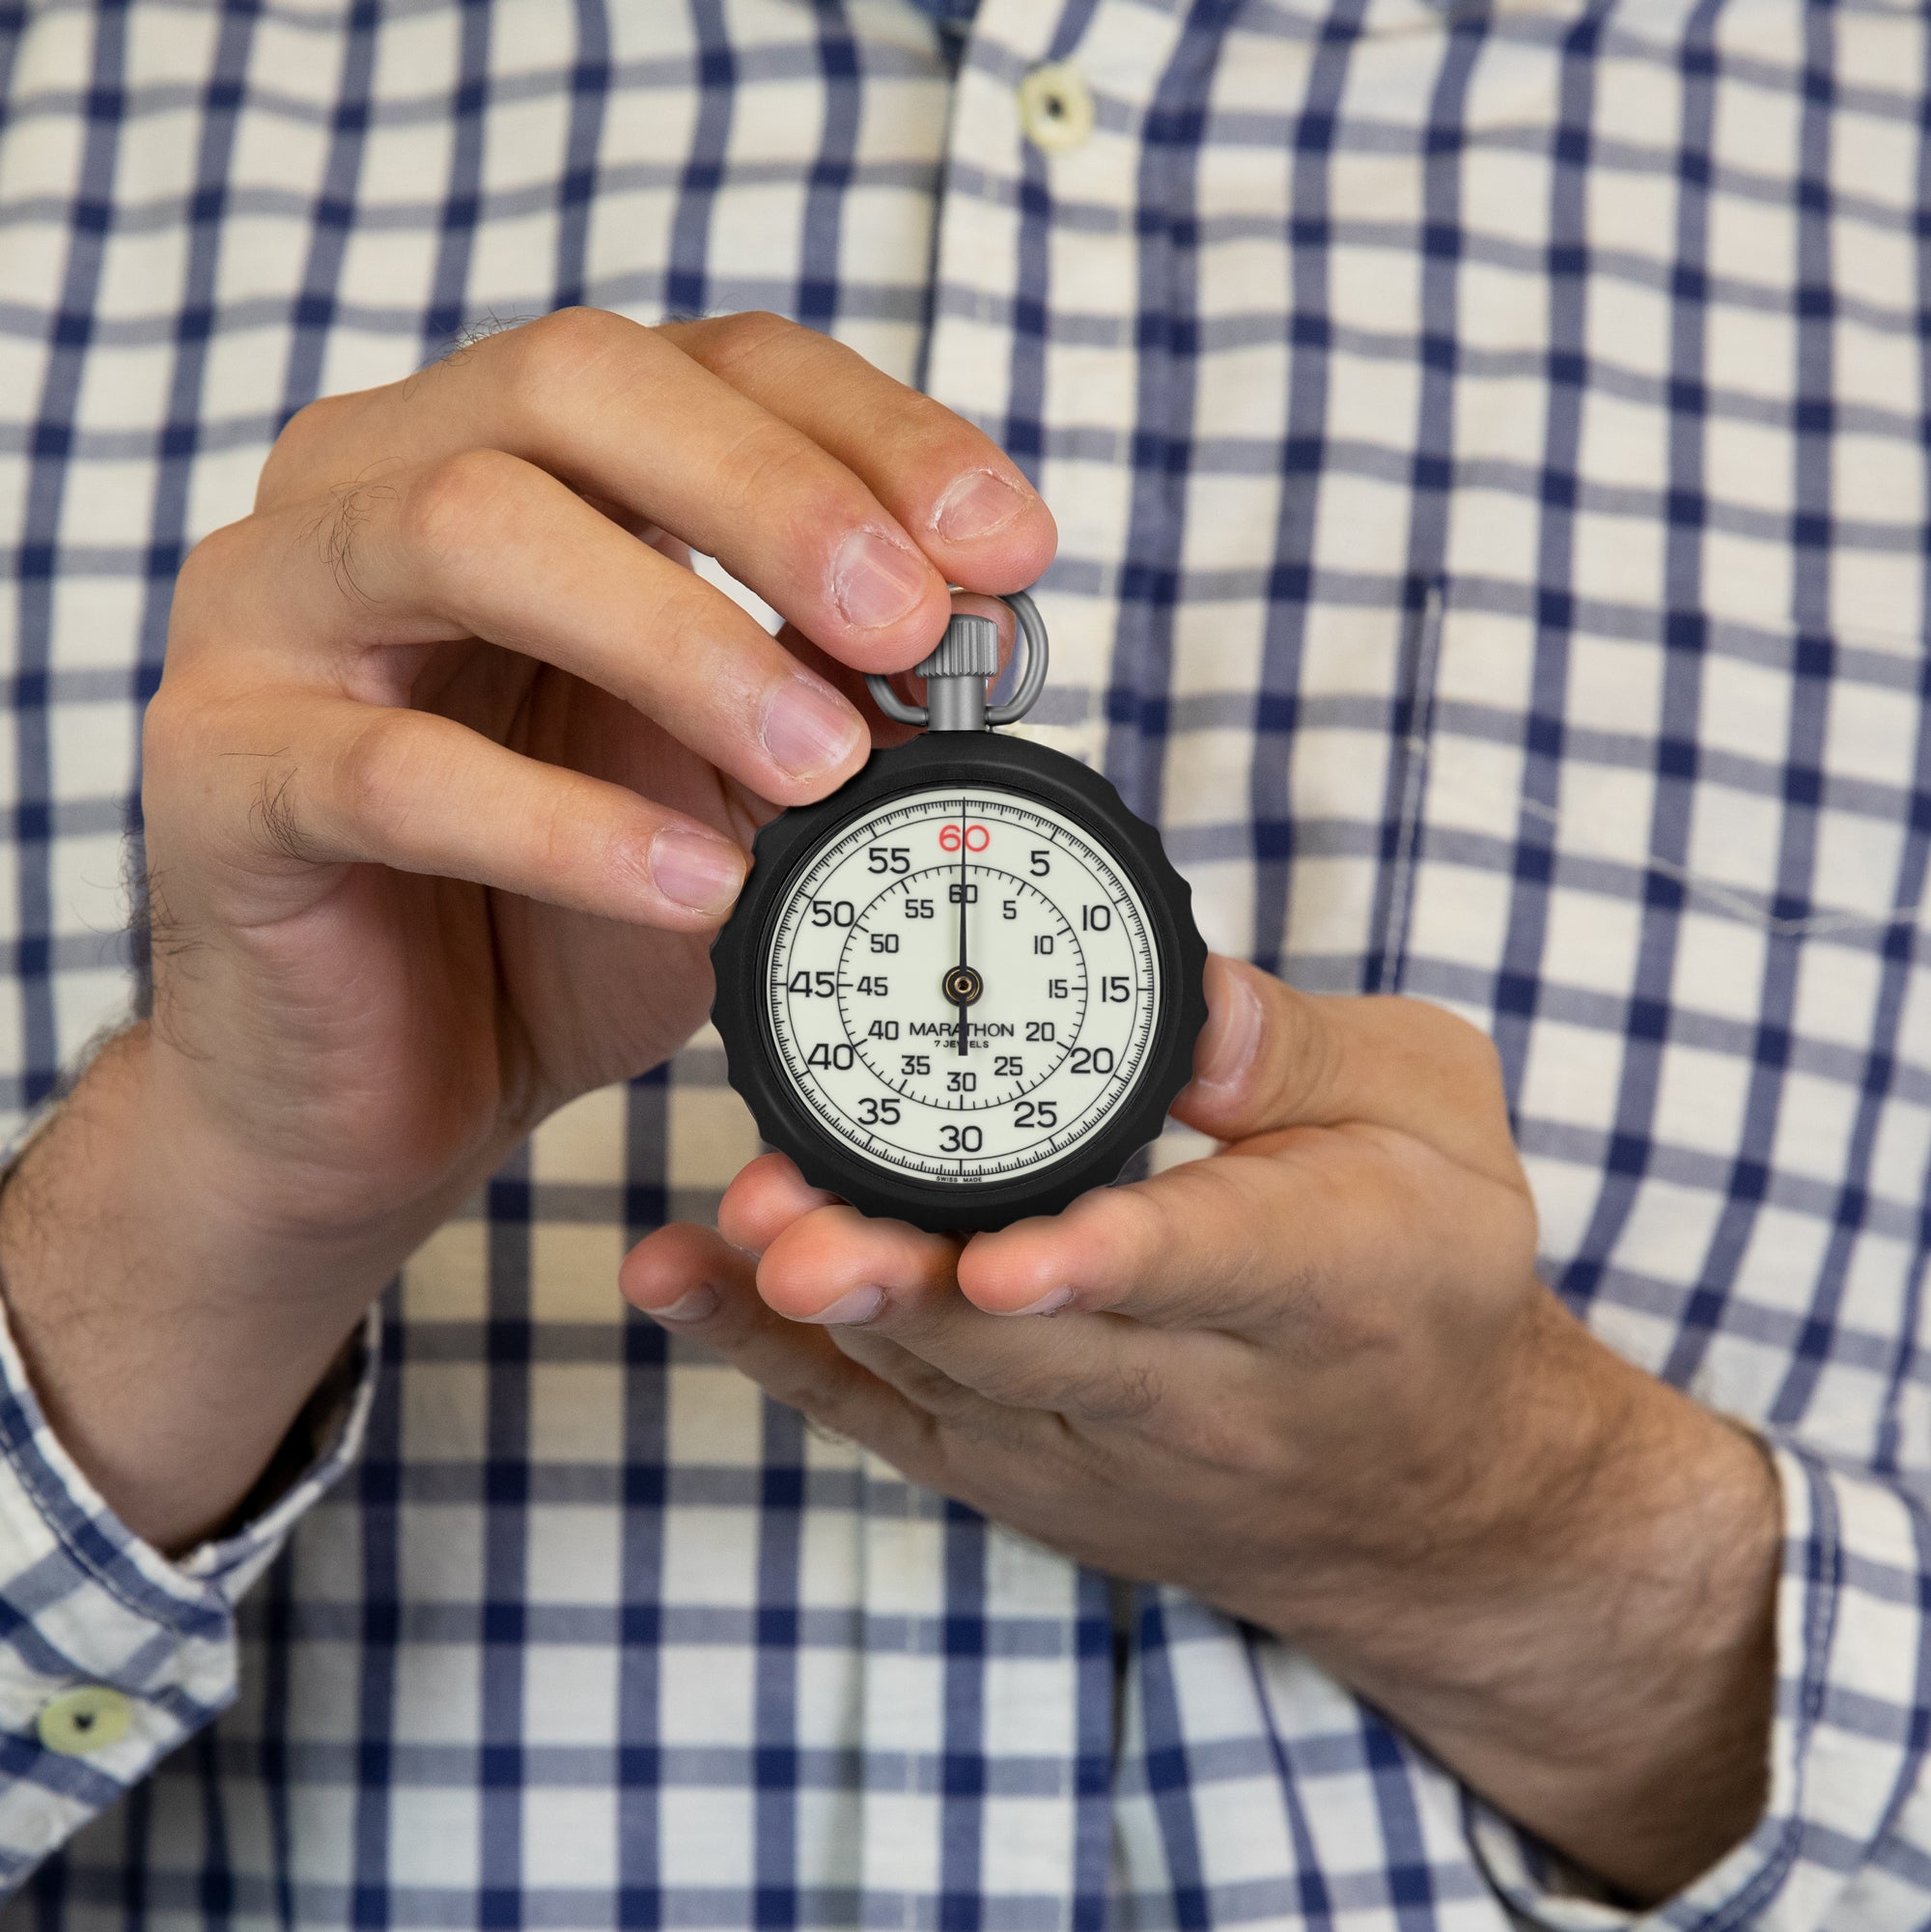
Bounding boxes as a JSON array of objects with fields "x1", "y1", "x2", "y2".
[
  {"x1": 712, "y1": 585, "x2": 1209, "y2": 1231},
  {"x1": 942, "y1": 965, "x2": 984, "y2": 1007}
]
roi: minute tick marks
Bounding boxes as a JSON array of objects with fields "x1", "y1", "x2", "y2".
[{"x1": 711, "y1": 590, "x2": 1207, "y2": 1231}]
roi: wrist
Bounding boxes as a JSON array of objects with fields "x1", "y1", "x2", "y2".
[
  {"x1": 0, "y1": 1026, "x2": 427, "y2": 1550},
  {"x1": 1259, "y1": 1294, "x2": 1779, "y2": 1900},
  {"x1": 139, "y1": 1003, "x2": 515, "y2": 1247}
]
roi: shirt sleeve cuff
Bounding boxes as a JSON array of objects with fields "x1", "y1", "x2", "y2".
[
  {"x1": 1468, "y1": 1439, "x2": 1931, "y2": 1931},
  {"x1": 0, "y1": 1289, "x2": 378, "y2": 1885}
]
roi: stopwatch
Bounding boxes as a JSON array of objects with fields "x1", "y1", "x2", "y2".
[{"x1": 712, "y1": 592, "x2": 1208, "y2": 1232}]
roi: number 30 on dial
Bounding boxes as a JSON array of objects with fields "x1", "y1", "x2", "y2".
[{"x1": 713, "y1": 730, "x2": 1207, "y2": 1232}]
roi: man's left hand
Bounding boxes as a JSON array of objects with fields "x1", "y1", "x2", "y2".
[{"x1": 622, "y1": 955, "x2": 1780, "y2": 1902}]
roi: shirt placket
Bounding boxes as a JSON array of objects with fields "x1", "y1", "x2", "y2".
[
  {"x1": 871, "y1": 4, "x2": 1193, "y2": 1926},
  {"x1": 922, "y1": 0, "x2": 1193, "y2": 775}
]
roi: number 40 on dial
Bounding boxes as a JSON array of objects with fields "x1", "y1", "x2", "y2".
[{"x1": 713, "y1": 593, "x2": 1207, "y2": 1233}]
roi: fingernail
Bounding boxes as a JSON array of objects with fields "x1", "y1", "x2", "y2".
[
  {"x1": 762, "y1": 673, "x2": 865, "y2": 780},
  {"x1": 651, "y1": 826, "x2": 745, "y2": 915},
  {"x1": 649, "y1": 1285, "x2": 719, "y2": 1324},
  {"x1": 1193, "y1": 963, "x2": 1262, "y2": 1090},
  {"x1": 997, "y1": 1286, "x2": 1074, "y2": 1318},
  {"x1": 832, "y1": 527, "x2": 928, "y2": 630},
  {"x1": 933, "y1": 469, "x2": 1028, "y2": 543},
  {"x1": 803, "y1": 1284, "x2": 884, "y2": 1326}
]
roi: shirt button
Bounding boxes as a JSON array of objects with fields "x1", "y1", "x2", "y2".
[
  {"x1": 1017, "y1": 62, "x2": 1095, "y2": 153},
  {"x1": 38, "y1": 1685, "x2": 133, "y2": 1756}
]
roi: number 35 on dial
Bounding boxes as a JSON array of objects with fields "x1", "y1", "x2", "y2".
[{"x1": 713, "y1": 730, "x2": 1207, "y2": 1232}]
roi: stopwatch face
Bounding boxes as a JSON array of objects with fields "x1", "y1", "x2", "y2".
[
  {"x1": 713, "y1": 731, "x2": 1209, "y2": 1232},
  {"x1": 764, "y1": 786, "x2": 1160, "y2": 1185}
]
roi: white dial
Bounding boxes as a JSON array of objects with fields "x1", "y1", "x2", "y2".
[{"x1": 764, "y1": 786, "x2": 1163, "y2": 1186}]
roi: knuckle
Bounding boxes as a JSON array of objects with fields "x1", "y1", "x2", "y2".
[
  {"x1": 138, "y1": 681, "x2": 201, "y2": 793},
  {"x1": 1147, "y1": 1400, "x2": 1259, "y2": 1476},
  {"x1": 398, "y1": 447, "x2": 520, "y2": 571},
  {"x1": 681, "y1": 308, "x2": 802, "y2": 378},
  {"x1": 529, "y1": 782, "x2": 599, "y2": 894},
  {"x1": 1384, "y1": 998, "x2": 1518, "y2": 1141},
  {"x1": 167, "y1": 519, "x2": 251, "y2": 639},
  {"x1": 767, "y1": 1356, "x2": 897, "y2": 1453},
  {"x1": 1472, "y1": 1179, "x2": 1541, "y2": 1282},
  {"x1": 257, "y1": 392, "x2": 353, "y2": 505},
  {"x1": 768, "y1": 1358, "x2": 852, "y2": 1422},
  {"x1": 943, "y1": 1350, "x2": 1052, "y2": 1414},
  {"x1": 331, "y1": 709, "x2": 418, "y2": 848},
  {"x1": 799, "y1": 1412, "x2": 857, "y2": 1451},
  {"x1": 1454, "y1": 1023, "x2": 1508, "y2": 1101},
  {"x1": 499, "y1": 305, "x2": 636, "y2": 407},
  {"x1": 631, "y1": 576, "x2": 715, "y2": 686},
  {"x1": 1280, "y1": 990, "x2": 1348, "y2": 1113},
  {"x1": 714, "y1": 417, "x2": 828, "y2": 514},
  {"x1": 714, "y1": 429, "x2": 874, "y2": 574},
  {"x1": 889, "y1": 1351, "x2": 981, "y2": 1419},
  {"x1": 1277, "y1": 1265, "x2": 1395, "y2": 1369},
  {"x1": 1419, "y1": 998, "x2": 1501, "y2": 1074},
  {"x1": 1063, "y1": 1361, "x2": 1164, "y2": 1429},
  {"x1": 1384, "y1": 994, "x2": 1501, "y2": 1082},
  {"x1": 1083, "y1": 1182, "x2": 1168, "y2": 1288}
]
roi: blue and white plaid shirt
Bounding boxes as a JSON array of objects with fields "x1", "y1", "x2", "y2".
[{"x1": 0, "y1": 0, "x2": 1928, "y2": 1924}]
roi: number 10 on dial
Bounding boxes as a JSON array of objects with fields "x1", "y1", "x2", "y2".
[{"x1": 712, "y1": 594, "x2": 1207, "y2": 1232}]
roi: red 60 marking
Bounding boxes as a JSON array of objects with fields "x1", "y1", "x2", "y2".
[{"x1": 938, "y1": 823, "x2": 991, "y2": 853}]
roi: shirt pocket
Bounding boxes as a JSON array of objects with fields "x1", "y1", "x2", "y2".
[{"x1": 1388, "y1": 583, "x2": 1931, "y2": 1473}]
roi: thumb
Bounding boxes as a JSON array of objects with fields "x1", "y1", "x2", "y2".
[
  {"x1": 1172, "y1": 955, "x2": 1524, "y2": 1188},
  {"x1": 1172, "y1": 954, "x2": 1329, "y2": 1140}
]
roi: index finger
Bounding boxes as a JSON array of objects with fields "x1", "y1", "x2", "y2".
[
  {"x1": 663, "y1": 315, "x2": 1055, "y2": 595},
  {"x1": 260, "y1": 309, "x2": 1055, "y2": 673}
]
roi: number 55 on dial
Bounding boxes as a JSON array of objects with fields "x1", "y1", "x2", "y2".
[{"x1": 713, "y1": 593, "x2": 1206, "y2": 1233}]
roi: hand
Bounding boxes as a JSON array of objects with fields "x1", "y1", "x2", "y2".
[
  {"x1": 622, "y1": 955, "x2": 1780, "y2": 1900},
  {"x1": 142, "y1": 308, "x2": 1049, "y2": 1225},
  {"x1": 0, "y1": 309, "x2": 1054, "y2": 1546}
]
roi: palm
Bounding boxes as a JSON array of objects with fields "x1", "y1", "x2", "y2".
[
  {"x1": 484, "y1": 657, "x2": 762, "y2": 1098},
  {"x1": 161, "y1": 643, "x2": 770, "y2": 1225}
]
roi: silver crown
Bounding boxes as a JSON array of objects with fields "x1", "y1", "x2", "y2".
[
  {"x1": 864, "y1": 591, "x2": 1049, "y2": 732},
  {"x1": 915, "y1": 613, "x2": 1000, "y2": 682}
]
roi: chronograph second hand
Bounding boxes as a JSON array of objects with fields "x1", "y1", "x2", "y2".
[{"x1": 954, "y1": 798, "x2": 970, "y2": 1056}]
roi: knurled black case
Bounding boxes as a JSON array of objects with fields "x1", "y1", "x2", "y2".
[{"x1": 710, "y1": 732, "x2": 1209, "y2": 1233}]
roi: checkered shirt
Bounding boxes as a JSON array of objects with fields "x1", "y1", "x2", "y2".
[{"x1": 0, "y1": 0, "x2": 1927, "y2": 1924}]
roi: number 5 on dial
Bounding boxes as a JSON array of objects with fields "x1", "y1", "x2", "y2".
[{"x1": 713, "y1": 590, "x2": 1206, "y2": 1231}]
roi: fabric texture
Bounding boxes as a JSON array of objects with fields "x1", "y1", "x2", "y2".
[{"x1": 0, "y1": 0, "x2": 1929, "y2": 1924}]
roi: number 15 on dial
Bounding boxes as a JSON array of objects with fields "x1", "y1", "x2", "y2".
[{"x1": 712, "y1": 593, "x2": 1207, "y2": 1232}]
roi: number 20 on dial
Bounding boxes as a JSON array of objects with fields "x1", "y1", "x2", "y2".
[{"x1": 712, "y1": 593, "x2": 1207, "y2": 1232}]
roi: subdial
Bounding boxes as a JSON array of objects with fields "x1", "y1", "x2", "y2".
[
  {"x1": 760, "y1": 783, "x2": 1164, "y2": 1188},
  {"x1": 838, "y1": 867, "x2": 1085, "y2": 1108}
]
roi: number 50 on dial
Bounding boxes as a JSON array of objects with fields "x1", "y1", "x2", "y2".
[{"x1": 713, "y1": 719, "x2": 1207, "y2": 1232}]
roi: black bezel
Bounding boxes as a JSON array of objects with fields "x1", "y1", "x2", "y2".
[{"x1": 711, "y1": 733, "x2": 1209, "y2": 1232}]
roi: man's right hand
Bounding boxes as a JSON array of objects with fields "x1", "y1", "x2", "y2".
[{"x1": 0, "y1": 309, "x2": 1054, "y2": 1550}]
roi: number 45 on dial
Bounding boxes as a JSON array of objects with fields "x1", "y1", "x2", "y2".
[{"x1": 713, "y1": 592, "x2": 1207, "y2": 1233}]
